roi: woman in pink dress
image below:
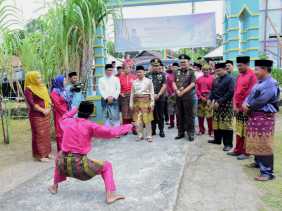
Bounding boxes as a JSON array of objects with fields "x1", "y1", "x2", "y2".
[{"x1": 50, "y1": 75, "x2": 70, "y2": 151}]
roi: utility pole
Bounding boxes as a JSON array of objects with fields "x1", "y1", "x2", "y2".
[
  {"x1": 191, "y1": 0, "x2": 195, "y2": 55},
  {"x1": 263, "y1": 0, "x2": 269, "y2": 53}
]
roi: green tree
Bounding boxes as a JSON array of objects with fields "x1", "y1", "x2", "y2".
[{"x1": 106, "y1": 41, "x2": 123, "y2": 59}]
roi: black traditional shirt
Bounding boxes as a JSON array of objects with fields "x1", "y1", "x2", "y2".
[
  {"x1": 174, "y1": 68, "x2": 196, "y2": 100},
  {"x1": 146, "y1": 72, "x2": 166, "y2": 95},
  {"x1": 209, "y1": 74, "x2": 235, "y2": 104}
]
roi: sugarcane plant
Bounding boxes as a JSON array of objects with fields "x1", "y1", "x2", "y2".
[
  {"x1": 0, "y1": 0, "x2": 21, "y2": 144},
  {"x1": 7, "y1": 0, "x2": 120, "y2": 87}
]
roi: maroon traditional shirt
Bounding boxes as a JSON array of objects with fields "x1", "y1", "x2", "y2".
[{"x1": 24, "y1": 88, "x2": 46, "y2": 117}]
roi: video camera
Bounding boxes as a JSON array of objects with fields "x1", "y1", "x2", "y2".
[{"x1": 70, "y1": 83, "x2": 84, "y2": 93}]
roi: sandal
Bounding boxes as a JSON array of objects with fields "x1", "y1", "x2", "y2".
[
  {"x1": 48, "y1": 154, "x2": 54, "y2": 160},
  {"x1": 136, "y1": 136, "x2": 144, "y2": 142},
  {"x1": 146, "y1": 137, "x2": 153, "y2": 142},
  {"x1": 255, "y1": 175, "x2": 275, "y2": 181},
  {"x1": 39, "y1": 158, "x2": 50, "y2": 162}
]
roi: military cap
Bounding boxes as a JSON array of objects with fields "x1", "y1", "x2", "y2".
[
  {"x1": 150, "y1": 58, "x2": 162, "y2": 66},
  {"x1": 178, "y1": 54, "x2": 191, "y2": 61}
]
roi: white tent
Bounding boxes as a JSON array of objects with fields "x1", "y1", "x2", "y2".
[{"x1": 204, "y1": 46, "x2": 223, "y2": 60}]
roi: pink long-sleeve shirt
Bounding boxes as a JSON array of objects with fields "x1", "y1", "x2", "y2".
[{"x1": 60, "y1": 108, "x2": 132, "y2": 154}]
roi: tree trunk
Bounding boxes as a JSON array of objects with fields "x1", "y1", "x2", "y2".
[{"x1": 81, "y1": 43, "x2": 94, "y2": 97}]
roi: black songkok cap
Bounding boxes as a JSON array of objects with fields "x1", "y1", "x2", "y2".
[
  {"x1": 150, "y1": 58, "x2": 161, "y2": 66},
  {"x1": 194, "y1": 63, "x2": 202, "y2": 69},
  {"x1": 254, "y1": 59, "x2": 273, "y2": 68},
  {"x1": 105, "y1": 64, "x2": 113, "y2": 70},
  {"x1": 68, "y1": 72, "x2": 77, "y2": 78},
  {"x1": 178, "y1": 54, "x2": 191, "y2": 61},
  {"x1": 136, "y1": 65, "x2": 145, "y2": 71},
  {"x1": 78, "y1": 101, "x2": 94, "y2": 115},
  {"x1": 215, "y1": 62, "x2": 226, "y2": 69},
  {"x1": 225, "y1": 60, "x2": 234, "y2": 65},
  {"x1": 236, "y1": 56, "x2": 250, "y2": 64},
  {"x1": 172, "y1": 62, "x2": 179, "y2": 67}
]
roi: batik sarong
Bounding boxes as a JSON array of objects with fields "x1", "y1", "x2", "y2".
[
  {"x1": 235, "y1": 111, "x2": 248, "y2": 138},
  {"x1": 29, "y1": 114, "x2": 51, "y2": 159},
  {"x1": 132, "y1": 95, "x2": 154, "y2": 124},
  {"x1": 120, "y1": 94, "x2": 132, "y2": 120},
  {"x1": 197, "y1": 100, "x2": 213, "y2": 118},
  {"x1": 56, "y1": 151, "x2": 104, "y2": 181},
  {"x1": 246, "y1": 112, "x2": 275, "y2": 156},
  {"x1": 213, "y1": 102, "x2": 233, "y2": 131}
]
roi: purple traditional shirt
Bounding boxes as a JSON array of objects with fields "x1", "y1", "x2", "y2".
[{"x1": 245, "y1": 76, "x2": 280, "y2": 113}]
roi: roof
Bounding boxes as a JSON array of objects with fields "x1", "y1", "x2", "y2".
[
  {"x1": 133, "y1": 50, "x2": 162, "y2": 64},
  {"x1": 106, "y1": 55, "x2": 123, "y2": 66},
  {"x1": 204, "y1": 46, "x2": 223, "y2": 59}
]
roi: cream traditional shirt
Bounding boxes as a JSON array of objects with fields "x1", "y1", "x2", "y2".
[{"x1": 130, "y1": 77, "x2": 155, "y2": 108}]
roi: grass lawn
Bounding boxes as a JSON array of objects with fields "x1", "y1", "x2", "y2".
[
  {"x1": 0, "y1": 101, "x2": 56, "y2": 170},
  {"x1": 0, "y1": 118, "x2": 32, "y2": 170}
]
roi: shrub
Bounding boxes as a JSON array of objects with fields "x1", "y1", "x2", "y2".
[{"x1": 272, "y1": 68, "x2": 282, "y2": 85}]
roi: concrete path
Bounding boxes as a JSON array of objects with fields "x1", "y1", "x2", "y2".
[
  {"x1": 175, "y1": 134, "x2": 265, "y2": 211},
  {"x1": 0, "y1": 129, "x2": 265, "y2": 211}
]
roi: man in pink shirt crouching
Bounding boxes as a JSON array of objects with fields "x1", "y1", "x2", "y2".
[{"x1": 48, "y1": 101, "x2": 132, "y2": 204}]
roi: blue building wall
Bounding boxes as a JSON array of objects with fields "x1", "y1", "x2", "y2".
[
  {"x1": 224, "y1": 0, "x2": 260, "y2": 65},
  {"x1": 86, "y1": 25, "x2": 105, "y2": 124}
]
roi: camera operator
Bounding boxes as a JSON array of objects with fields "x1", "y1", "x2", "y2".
[{"x1": 66, "y1": 72, "x2": 85, "y2": 108}]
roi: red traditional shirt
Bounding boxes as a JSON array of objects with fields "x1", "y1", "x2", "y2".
[
  {"x1": 196, "y1": 74, "x2": 214, "y2": 100},
  {"x1": 166, "y1": 72, "x2": 175, "y2": 96},
  {"x1": 119, "y1": 73, "x2": 137, "y2": 94},
  {"x1": 233, "y1": 68, "x2": 257, "y2": 110}
]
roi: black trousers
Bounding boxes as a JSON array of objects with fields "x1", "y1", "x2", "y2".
[
  {"x1": 255, "y1": 155, "x2": 274, "y2": 177},
  {"x1": 214, "y1": 129, "x2": 233, "y2": 147},
  {"x1": 176, "y1": 97, "x2": 195, "y2": 136},
  {"x1": 152, "y1": 99, "x2": 165, "y2": 132},
  {"x1": 164, "y1": 96, "x2": 169, "y2": 122}
]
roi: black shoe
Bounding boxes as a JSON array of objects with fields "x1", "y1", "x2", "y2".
[
  {"x1": 188, "y1": 135, "x2": 194, "y2": 142},
  {"x1": 152, "y1": 131, "x2": 156, "y2": 136},
  {"x1": 223, "y1": 146, "x2": 233, "y2": 151},
  {"x1": 168, "y1": 125, "x2": 174, "y2": 129},
  {"x1": 132, "y1": 131, "x2": 138, "y2": 135},
  {"x1": 175, "y1": 135, "x2": 185, "y2": 140},
  {"x1": 208, "y1": 140, "x2": 220, "y2": 144},
  {"x1": 227, "y1": 151, "x2": 239, "y2": 156},
  {"x1": 159, "y1": 131, "x2": 165, "y2": 138}
]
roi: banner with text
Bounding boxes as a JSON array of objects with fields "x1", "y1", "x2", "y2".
[{"x1": 115, "y1": 13, "x2": 216, "y2": 52}]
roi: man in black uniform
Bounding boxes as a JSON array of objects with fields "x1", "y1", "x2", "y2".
[
  {"x1": 173, "y1": 54, "x2": 196, "y2": 141},
  {"x1": 208, "y1": 62, "x2": 235, "y2": 151},
  {"x1": 146, "y1": 58, "x2": 167, "y2": 138}
]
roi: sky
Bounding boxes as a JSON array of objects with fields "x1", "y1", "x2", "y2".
[{"x1": 9, "y1": 0, "x2": 223, "y2": 35}]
